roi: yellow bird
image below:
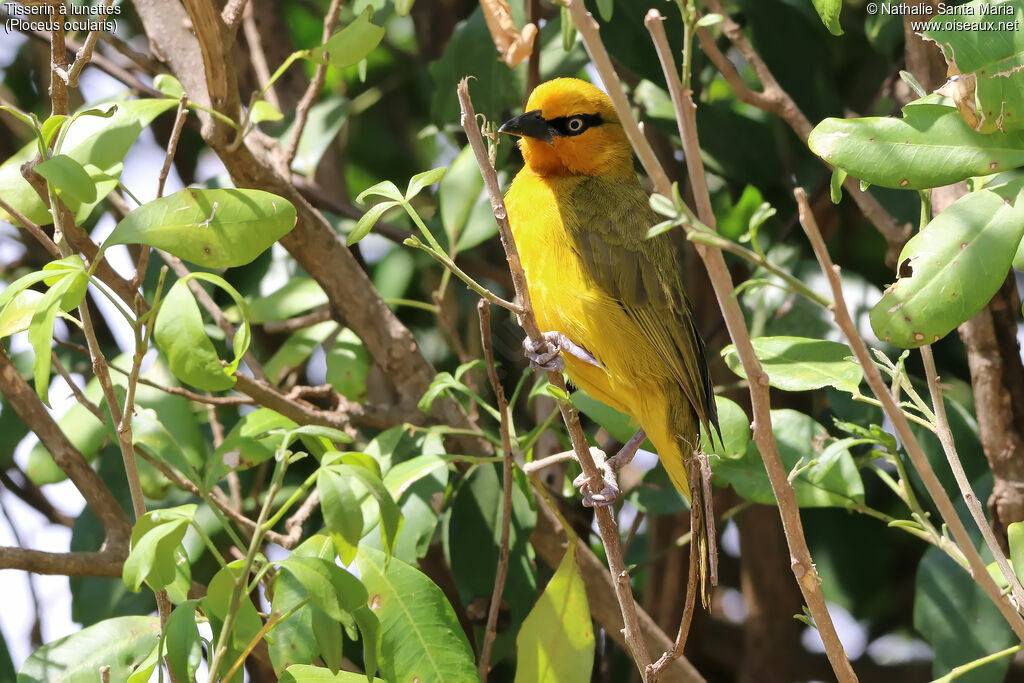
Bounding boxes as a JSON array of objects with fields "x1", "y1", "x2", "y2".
[{"x1": 500, "y1": 78, "x2": 719, "y2": 591}]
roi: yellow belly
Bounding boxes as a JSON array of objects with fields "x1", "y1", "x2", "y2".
[{"x1": 506, "y1": 171, "x2": 695, "y2": 496}]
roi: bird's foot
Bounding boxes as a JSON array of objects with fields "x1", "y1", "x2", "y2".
[
  {"x1": 573, "y1": 430, "x2": 647, "y2": 507},
  {"x1": 523, "y1": 331, "x2": 601, "y2": 373}
]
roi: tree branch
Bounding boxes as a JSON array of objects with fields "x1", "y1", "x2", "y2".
[{"x1": 795, "y1": 187, "x2": 1024, "y2": 642}]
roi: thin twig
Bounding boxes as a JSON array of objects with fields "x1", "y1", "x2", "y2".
[
  {"x1": 284, "y1": 0, "x2": 344, "y2": 169},
  {"x1": 795, "y1": 187, "x2": 1024, "y2": 641},
  {"x1": 644, "y1": 10, "x2": 856, "y2": 681},
  {"x1": 920, "y1": 345, "x2": 1024, "y2": 608},
  {"x1": 0, "y1": 196, "x2": 61, "y2": 258},
  {"x1": 63, "y1": 0, "x2": 117, "y2": 86},
  {"x1": 157, "y1": 95, "x2": 190, "y2": 199},
  {"x1": 51, "y1": 351, "x2": 106, "y2": 421},
  {"x1": 458, "y1": 78, "x2": 652, "y2": 677},
  {"x1": 696, "y1": 0, "x2": 909, "y2": 262},
  {"x1": 222, "y1": 0, "x2": 249, "y2": 32},
  {"x1": 565, "y1": 0, "x2": 670, "y2": 196},
  {"x1": 476, "y1": 300, "x2": 515, "y2": 681}
]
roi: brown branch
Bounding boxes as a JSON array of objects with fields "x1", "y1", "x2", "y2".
[
  {"x1": 0, "y1": 469, "x2": 74, "y2": 528},
  {"x1": 282, "y1": 489, "x2": 320, "y2": 547},
  {"x1": 284, "y1": 0, "x2": 344, "y2": 169},
  {"x1": 0, "y1": 547, "x2": 124, "y2": 577},
  {"x1": 157, "y1": 96, "x2": 190, "y2": 200},
  {"x1": 262, "y1": 307, "x2": 332, "y2": 334},
  {"x1": 51, "y1": 351, "x2": 106, "y2": 422},
  {"x1": 644, "y1": 11, "x2": 856, "y2": 680},
  {"x1": 921, "y1": 343, "x2": 1024, "y2": 605},
  {"x1": 795, "y1": 187, "x2": 1024, "y2": 642},
  {"x1": 476, "y1": 300, "x2": 514, "y2": 679},
  {"x1": 62, "y1": 0, "x2": 117, "y2": 86},
  {"x1": 222, "y1": 0, "x2": 249, "y2": 32},
  {"x1": 696, "y1": 0, "x2": 910, "y2": 264},
  {"x1": 0, "y1": 347, "x2": 130, "y2": 546},
  {"x1": 566, "y1": 0, "x2": 671, "y2": 196},
  {"x1": 0, "y1": 196, "x2": 60, "y2": 259},
  {"x1": 458, "y1": 78, "x2": 652, "y2": 676}
]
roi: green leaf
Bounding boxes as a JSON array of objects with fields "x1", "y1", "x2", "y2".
[
  {"x1": 40, "y1": 115, "x2": 68, "y2": 147},
  {"x1": 514, "y1": 546, "x2": 594, "y2": 683},
  {"x1": 809, "y1": 102, "x2": 1024, "y2": 190},
  {"x1": 265, "y1": 320, "x2": 336, "y2": 384},
  {"x1": 0, "y1": 99, "x2": 176, "y2": 226},
  {"x1": 356, "y1": 180, "x2": 404, "y2": 204},
  {"x1": 17, "y1": 615, "x2": 160, "y2": 683},
  {"x1": 308, "y1": 8, "x2": 386, "y2": 68},
  {"x1": 347, "y1": 201, "x2": 399, "y2": 246},
  {"x1": 278, "y1": 556, "x2": 367, "y2": 624},
  {"x1": 700, "y1": 396, "x2": 750, "y2": 460},
  {"x1": 871, "y1": 188, "x2": 1024, "y2": 347},
  {"x1": 695, "y1": 13, "x2": 723, "y2": 28},
  {"x1": 105, "y1": 187, "x2": 296, "y2": 268},
  {"x1": 122, "y1": 515, "x2": 190, "y2": 592},
  {"x1": 439, "y1": 135, "x2": 486, "y2": 251},
  {"x1": 153, "y1": 279, "x2": 237, "y2": 391},
  {"x1": 289, "y1": 425, "x2": 353, "y2": 443},
  {"x1": 356, "y1": 547, "x2": 476, "y2": 682},
  {"x1": 283, "y1": 97, "x2": 349, "y2": 175},
  {"x1": 1010, "y1": 521, "x2": 1024, "y2": 582},
  {"x1": 596, "y1": 0, "x2": 613, "y2": 21},
  {"x1": 268, "y1": 535, "x2": 334, "y2": 674},
  {"x1": 405, "y1": 166, "x2": 447, "y2": 201},
  {"x1": 319, "y1": 468, "x2": 365, "y2": 565},
  {"x1": 163, "y1": 600, "x2": 202, "y2": 683},
  {"x1": 0, "y1": 290, "x2": 44, "y2": 338},
  {"x1": 712, "y1": 409, "x2": 864, "y2": 508},
  {"x1": 28, "y1": 269, "x2": 87, "y2": 405},
  {"x1": 251, "y1": 99, "x2": 284, "y2": 124},
  {"x1": 327, "y1": 461, "x2": 403, "y2": 563},
  {"x1": 325, "y1": 328, "x2": 371, "y2": 400},
  {"x1": 243, "y1": 277, "x2": 329, "y2": 324},
  {"x1": 915, "y1": 542, "x2": 1016, "y2": 682},
  {"x1": 830, "y1": 167, "x2": 846, "y2": 204},
  {"x1": 811, "y1": 0, "x2": 843, "y2": 36},
  {"x1": 208, "y1": 408, "x2": 297, "y2": 486},
  {"x1": 35, "y1": 154, "x2": 97, "y2": 203},
  {"x1": 283, "y1": 665, "x2": 385, "y2": 682},
  {"x1": 922, "y1": 2, "x2": 1024, "y2": 132},
  {"x1": 153, "y1": 74, "x2": 185, "y2": 98},
  {"x1": 721, "y1": 336, "x2": 863, "y2": 393},
  {"x1": 202, "y1": 561, "x2": 263, "y2": 653}
]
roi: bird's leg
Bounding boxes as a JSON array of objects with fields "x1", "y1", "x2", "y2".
[
  {"x1": 523, "y1": 331, "x2": 601, "y2": 372},
  {"x1": 573, "y1": 429, "x2": 647, "y2": 507}
]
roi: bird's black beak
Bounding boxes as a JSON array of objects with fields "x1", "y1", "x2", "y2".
[{"x1": 498, "y1": 109, "x2": 553, "y2": 144}]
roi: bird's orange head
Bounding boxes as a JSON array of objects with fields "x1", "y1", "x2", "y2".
[{"x1": 499, "y1": 78, "x2": 633, "y2": 177}]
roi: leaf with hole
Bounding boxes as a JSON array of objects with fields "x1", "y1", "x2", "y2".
[
  {"x1": 356, "y1": 547, "x2": 475, "y2": 682},
  {"x1": 871, "y1": 188, "x2": 1024, "y2": 347},
  {"x1": 809, "y1": 101, "x2": 1024, "y2": 189}
]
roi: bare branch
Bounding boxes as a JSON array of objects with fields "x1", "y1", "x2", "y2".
[
  {"x1": 284, "y1": 0, "x2": 344, "y2": 169},
  {"x1": 795, "y1": 187, "x2": 1024, "y2": 642},
  {"x1": 476, "y1": 300, "x2": 515, "y2": 679},
  {"x1": 644, "y1": 11, "x2": 856, "y2": 680}
]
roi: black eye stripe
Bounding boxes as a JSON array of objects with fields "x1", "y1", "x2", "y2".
[{"x1": 547, "y1": 113, "x2": 604, "y2": 137}]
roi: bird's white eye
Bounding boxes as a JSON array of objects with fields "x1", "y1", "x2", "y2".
[{"x1": 567, "y1": 117, "x2": 584, "y2": 132}]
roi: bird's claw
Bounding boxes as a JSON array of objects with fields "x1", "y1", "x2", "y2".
[
  {"x1": 523, "y1": 331, "x2": 566, "y2": 372},
  {"x1": 573, "y1": 451, "x2": 622, "y2": 507},
  {"x1": 523, "y1": 331, "x2": 601, "y2": 373}
]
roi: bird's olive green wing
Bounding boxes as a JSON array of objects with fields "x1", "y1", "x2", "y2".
[{"x1": 563, "y1": 177, "x2": 719, "y2": 437}]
